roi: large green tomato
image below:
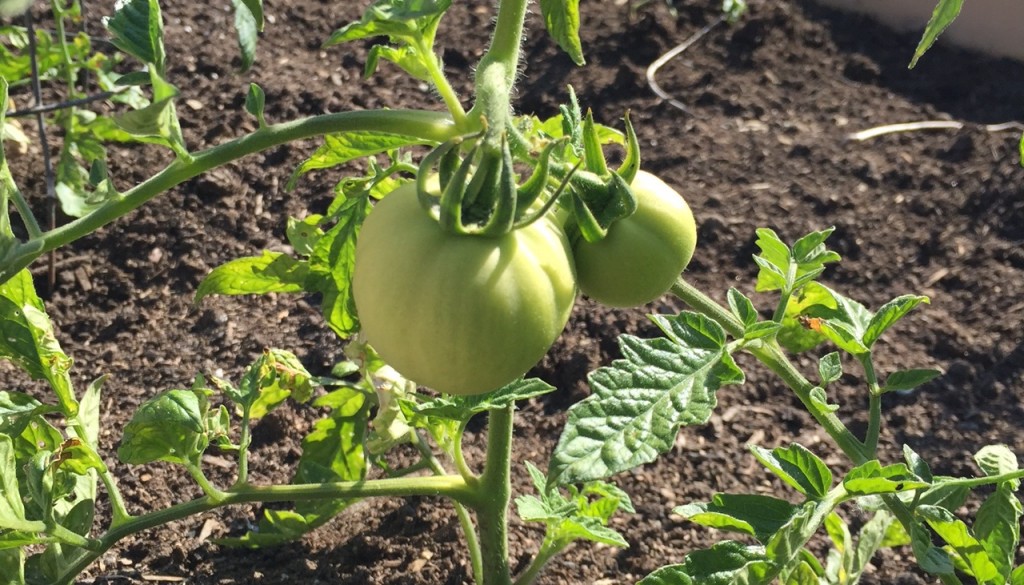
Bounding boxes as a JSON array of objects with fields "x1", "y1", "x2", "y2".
[
  {"x1": 573, "y1": 171, "x2": 697, "y2": 308},
  {"x1": 352, "y1": 183, "x2": 577, "y2": 396}
]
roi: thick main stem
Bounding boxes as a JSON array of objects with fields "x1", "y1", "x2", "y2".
[
  {"x1": 0, "y1": 109, "x2": 458, "y2": 284},
  {"x1": 476, "y1": 406, "x2": 515, "y2": 585}
]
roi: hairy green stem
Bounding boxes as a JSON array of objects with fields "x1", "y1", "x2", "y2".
[
  {"x1": 513, "y1": 536, "x2": 568, "y2": 585},
  {"x1": 55, "y1": 474, "x2": 473, "y2": 585},
  {"x1": 234, "y1": 408, "x2": 253, "y2": 487},
  {"x1": 466, "y1": 0, "x2": 529, "y2": 146},
  {"x1": 860, "y1": 353, "x2": 883, "y2": 455},
  {"x1": 476, "y1": 406, "x2": 515, "y2": 585},
  {"x1": 0, "y1": 109, "x2": 459, "y2": 284},
  {"x1": 414, "y1": 37, "x2": 469, "y2": 128}
]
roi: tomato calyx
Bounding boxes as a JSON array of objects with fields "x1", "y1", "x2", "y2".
[{"x1": 415, "y1": 126, "x2": 574, "y2": 237}]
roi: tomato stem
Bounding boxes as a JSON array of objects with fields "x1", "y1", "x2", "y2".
[
  {"x1": 0, "y1": 109, "x2": 460, "y2": 284},
  {"x1": 53, "y1": 475, "x2": 476, "y2": 585},
  {"x1": 475, "y1": 405, "x2": 516, "y2": 585}
]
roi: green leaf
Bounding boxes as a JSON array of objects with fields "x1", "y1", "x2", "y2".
[
  {"x1": 727, "y1": 288, "x2": 758, "y2": 327},
  {"x1": 784, "y1": 561, "x2": 819, "y2": 585},
  {"x1": 862, "y1": 295, "x2": 929, "y2": 347},
  {"x1": 753, "y1": 227, "x2": 839, "y2": 294},
  {"x1": 239, "y1": 0, "x2": 264, "y2": 31},
  {"x1": 903, "y1": 444, "x2": 934, "y2": 482},
  {"x1": 293, "y1": 387, "x2": 367, "y2": 515},
  {"x1": 549, "y1": 312, "x2": 743, "y2": 485},
  {"x1": 285, "y1": 215, "x2": 324, "y2": 256},
  {"x1": 843, "y1": 461, "x2": 928, "y2": 496},
  {"x1": 0, "y1": 547, "x2": 24, "y2": 585},
  {"x1": 975, "y1": 485, "x2": 1022, "y2": 582},
  {"x1": 744, "y1": 321, "x2": 782, "y2": 341},
  {"x1": 234, "y1": 349, "x2": 317, "y2": 418},
  {"x1": 776, "y1": 282, "x2": 833, "y2": 353},
  {"x1": 676, "y1": 493, "x2": 798, "y2": 542},
  {"x1": 73, "y1": 377, "x2": 104, "y2": 447},
  {"x1": 750, "y1": 443, "x2": 832, "y2": 499},
  {"x1": 416, "y1": 378, "x2": 556, "y2": 421},
  {"x1": 0, "y1": 270, "x2": 78, "y2": 416},
  {"x1": 232, "y1": 0, "x2": 259, "y2": 72},
  {"x1": 304, "y1": 197, "x2": 372, "y2": 338},
  {"x1": 852, "y1": 511, "x2": 895, "y2": 581},
  {"x1": 638, "y1": 540, "x2": 772, "y2": 585},
  {"x1": 540, "y1": 0, "x2": 584, "y2": 66},
  {"x1": 112, "y1": 94, "x2": 187, "y2": 156},
  {"x1": 883, "y1": 369, "x2": 941, "y2": 394},
  {"x1": 919, "y1": 505, "x2": 1000, "y2": 582},
  {"x1": 818, "y1": 352, "x2": 842, "y2": 385},
  {"x1": 325, "y1": 0, "x2": 451, "y2": 46},
  {"x1": 195, "y1": 251, "x2": 308, "y2": 303},
  {"x1": 245, "y1": 83, "x2": 267, "y2": 127},
  {"x1": 1012, "y1": 565, "x2": 1024, "y2": 585},
  {"x1": 910, "y1": 0, "x2": 964, "y2": 68},
  {"x1": 0, "y1": 436, "x2": 45, "y2": 533},
  {"x1": 365, "y1": 44, "x2": 435, "y2": 81},
  {"x1": 974, "y1": 444, "x2": 1019, "y2": 487},
  {"x1": 105, "y1": 0, "x2": 166, "y2": 72},
  {"x1": 117, "y1": 389, "x2": 209, "y2": 466},
  {"x1": 288, "y1": 132, "x2": 429, "y2": 191},
  {"x1": 0, "y1": 391, "x2": 56, "y2": 437}
]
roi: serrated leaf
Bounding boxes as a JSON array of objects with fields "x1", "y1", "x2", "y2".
[
  {"x1": 728, "y1": 288, "x2": 758, "y2": 327},
  {"x1": 195, "y1": 251, "x2": 308, "y2": 303},
  {"x1": 286, "y1": 215, "x2": 324, "y2": 256},
  {"x1": 325, "y1": 0, "x2": 451, "y2": 46},
  {"x1": 0, "y1": 391, "x2": 56, "y2": 437},
  {"x1": 863, "y1": 295, "x2": 929, "y2": 347},
  {"x1": 842, "y1": 510, "x2": 895, "y2": 584},
  {"x1": 305, "y1": 197, "x2": 371, "y2": 338},
  {"x1": 784, "y1": 561, "x2": 819, "y2": 585},
  {"x1": 750, "y1": 443, "x2": 832, "y2": 499},
  {"x1": 974, "y1": 444, "x2": 1019, "y2": 486},
  {"x1": 288, "y1": 132, "x2": 429, "y2": 191},
  {"x1": 0, "y1": 271, "x2": 77, "y2": 416},
  {"x1": 291, "y1": 387, "x2": 367, "y2": 519},
  {"x1": 1012, "y1": 565, "x2": 1024, "y2": 585},
  {"x1": 919, "y1": 505, "x2": 1000, "y2": 582},
  {"x1": 540, "y1": 0, "x2": 584, "y2": 66},
  {"x1": 365, "y1": 44, "x2": 434, "y2": 81},
  {"x1": 105, "y1": 0, "x2": 166, "y2": 72},
  {"x1": 676, "y1": 493, "x2": 798, "y2": 542},
  {"x1": 910, "y1": 522, "x2": 955, "y2": 575},
  {"x1": 843, "y1": 461, "x2": 928, "y2": 496},
  {"x1": 638, "y1": 541, "x2": 771, "y2": 585},
  {"x1": 818, "y1": 352, "x2": 842, "y2": 385},
  {"x1": 232, "y1": 0, "x2": 259, "y2": 72},
  {"x1": 236, "y1": 349, "x2": 317, "y2": 418},
  {"x1": 416, "y1": 378, "x2": 555, "y2": 421},
  {"x1": 883, "y1": 369, "x2": 941, "y2": 394},
  {"x1": 975, "y1": 485, "x2": 1022, "y2": 582},
  {"x1": 910, "y1": 0, "x2": 964, "y2": 68},
  {"x1": 117, "y1": 389, "x2": 208, "y2": 466},
  {"x1": 549, "y1": 312, "x2": 743, "y2": 485}
]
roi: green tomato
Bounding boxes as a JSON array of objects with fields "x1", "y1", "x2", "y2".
[
  {"x1": 573, "y1": 170, "x2": 697, "y2": 308},
  {"x1": 352, "y1": 183, "x2": 577, "y2": 396}
]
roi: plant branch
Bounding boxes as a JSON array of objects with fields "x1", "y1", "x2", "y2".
[
  {"x1": 55, "y1": 474, "x2": 474, "y2": 585},
  {"x1": 8, "y1": 90, "x2": 120, "y2": 117},
  {"x1": 0, "y1": 109, "x2": 459, "y2": 284}
]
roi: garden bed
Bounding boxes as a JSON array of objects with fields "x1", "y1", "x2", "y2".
[{"x1": 9, "y1": 0, "x2": 1024, "y2": 583}]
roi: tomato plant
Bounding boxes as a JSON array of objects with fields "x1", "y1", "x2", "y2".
[
  {"x1": 1, "y1": 0, "x2": 1021, "y2": 585},
  {"x1": 352, "y1": 182, "x2": 577, "y2": 395},
  {"x1": 572, "y1": 170, "x2": 697, "y2": 307}
]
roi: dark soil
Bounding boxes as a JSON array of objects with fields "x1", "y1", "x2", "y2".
[{"x1": 6, "y1": 0, "x2": 1024, "y2": 583}]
